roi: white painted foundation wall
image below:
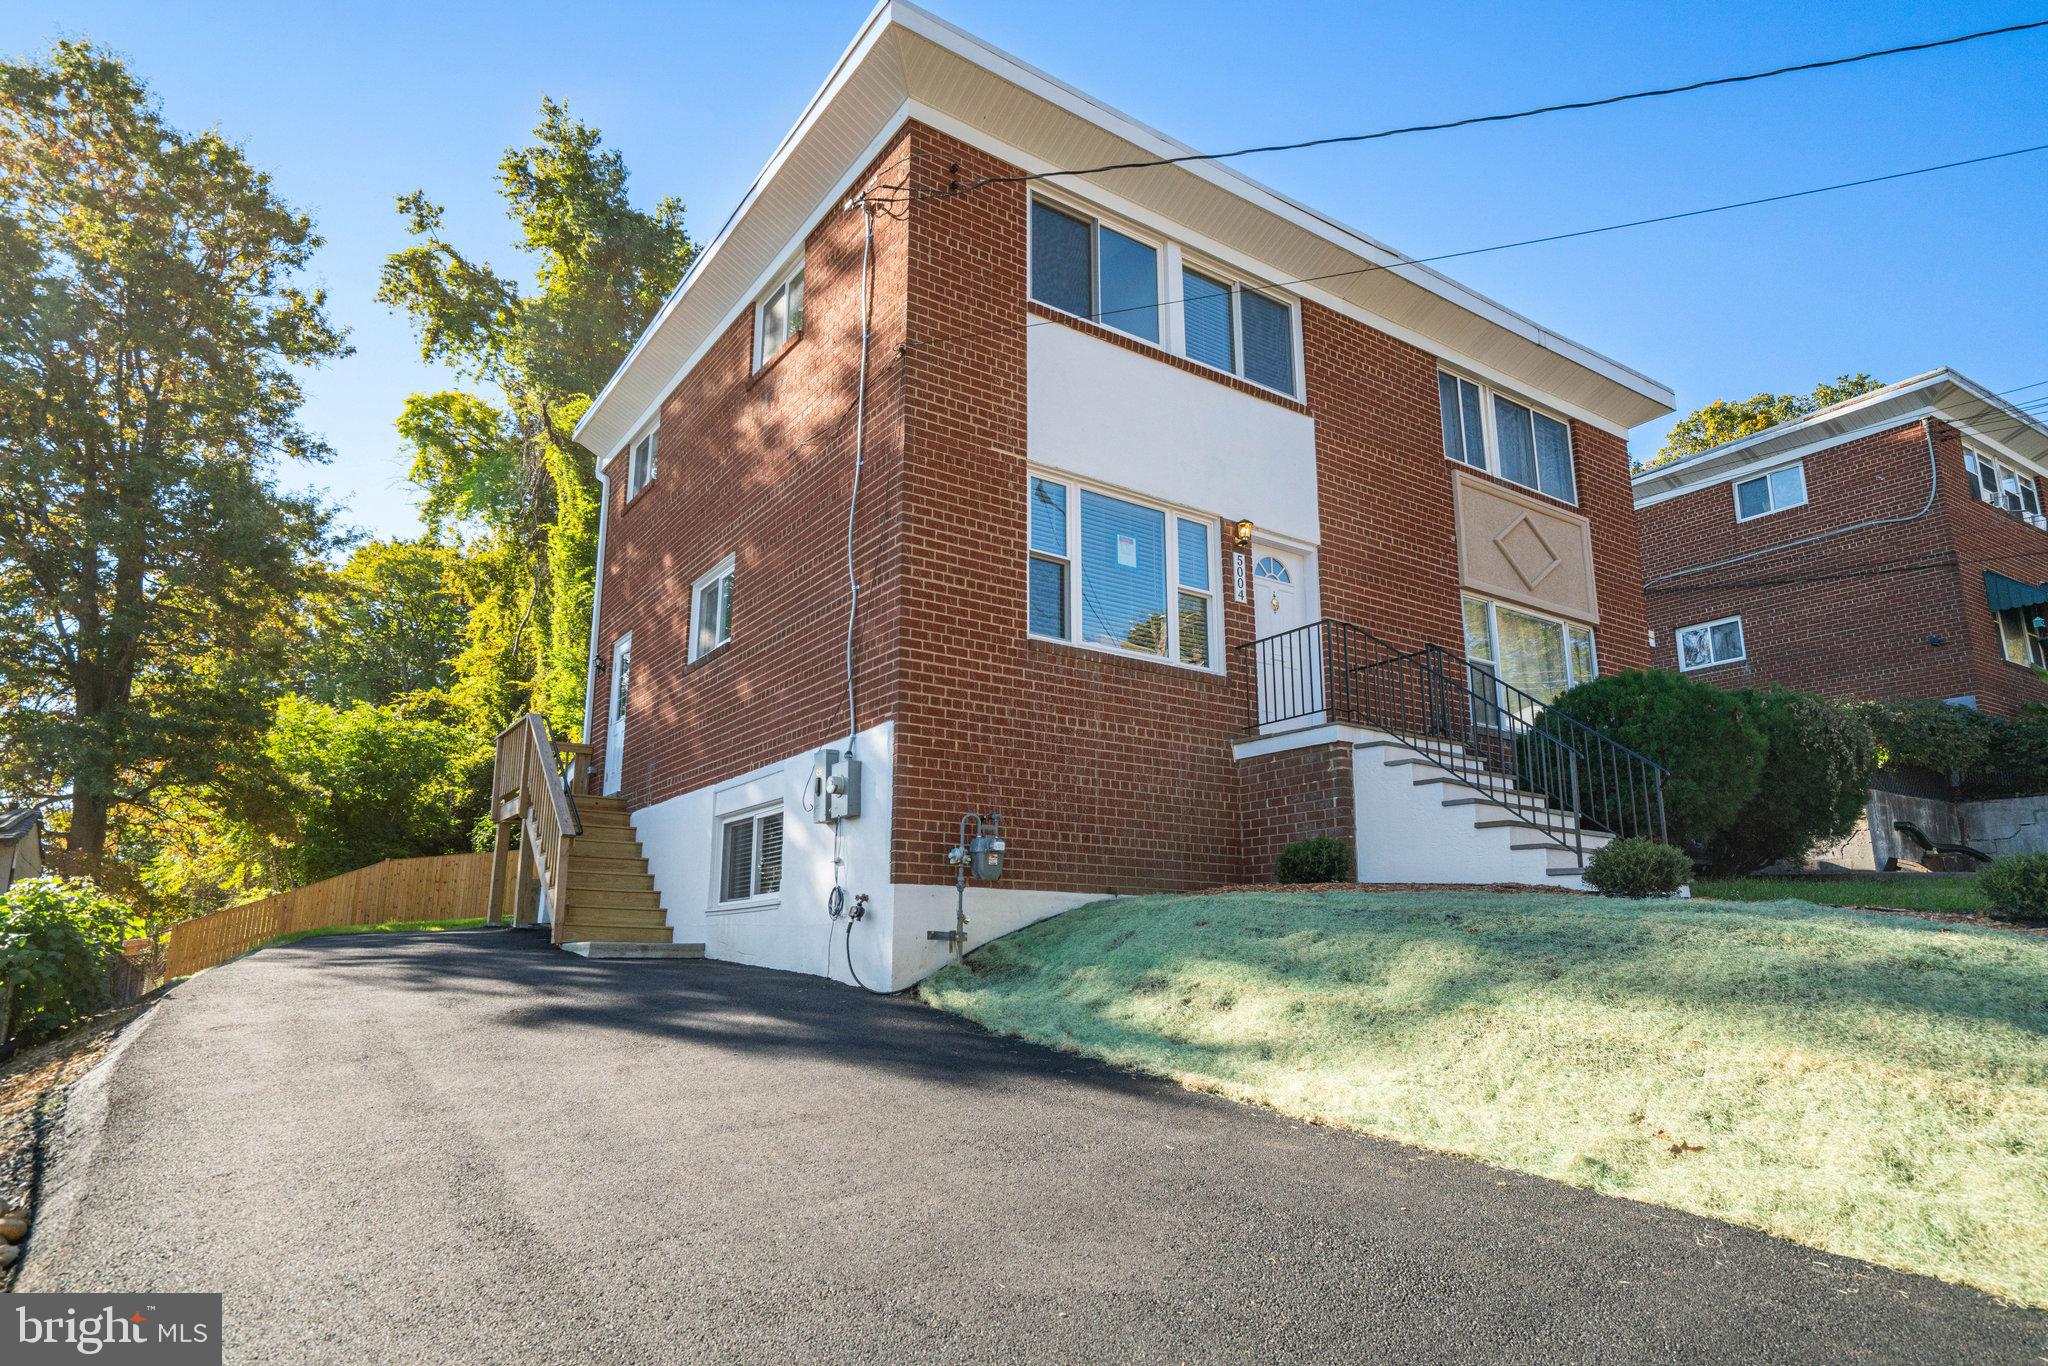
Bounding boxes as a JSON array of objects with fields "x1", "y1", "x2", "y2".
[{"x1": 629, "y1": 719, "x2": 1097, "y2": 991}]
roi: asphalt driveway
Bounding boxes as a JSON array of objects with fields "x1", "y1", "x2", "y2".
[{"x1": 19, "y1": 929, "x2": 2045, "y2": 1363}]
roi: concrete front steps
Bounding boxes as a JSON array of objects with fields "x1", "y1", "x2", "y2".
[
  {"x1": 1357, "y1": 739, "x2": 1614, "y2": 889},
  {"x1": 554, "y1": 795, "x2": 704, "y2": 957}
]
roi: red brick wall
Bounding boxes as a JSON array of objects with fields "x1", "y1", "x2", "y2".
[
  {"x1": 588, "y1": 130, "x2": 914, "y2": 804},
  {"x1": 1635, "y1": 418, "x2": 2048, "y2": 715},
  {"x1": 1237, "y1": 743, "x2": 1356, "y2": 882}
]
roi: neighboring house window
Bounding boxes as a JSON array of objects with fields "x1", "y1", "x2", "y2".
[
  {"x1": 1998, "y1": 607, "x2": 2048, "y2": 668},
  {"x1": 1030, "y1": 195, "x2": 1300, "y2": 395},
  {"x1": 627, "y1": 429, "x2": 658, "y2": 497},
  {"x1": 1732, "y1": 463, "x2": 1807, "y2": 521},
  {"x1": 1462, "y1": 596, "x2": 1596, "y2": 724},
  {"x1": 1436, "y1": 372, "x2": 1576, "y2": 503},
  {"x1": 1965, "y1": 448, "x2": 2042, "y2": 524},
  {"x1": 718, "y1": 808, "x2": 784, "y2": 904},
  {"x1": 690, "y1": 555, "x2": 735, "y2": 661},
  {"x1": 755, "y1": 262, "x2": 804, "y2": 368},
  {"x1": 1676, "y1": 615, "x2": 1747, "y2": 672},
  {"x1": 1026, "y1": 470, "x2": 1218, "y2": 669}
]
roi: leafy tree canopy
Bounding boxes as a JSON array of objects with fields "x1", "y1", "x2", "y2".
[
  {"x1": 0, "y1": 42, "x2": 348, "y2": 864},
  {"x1": 1640, "y1": 374, "x2": 1886, "y2": 471},
  {"x1": 300, "y1": 540, "x2": 468, "y2": 713},
  {"x1": 379, "y1": 99, "x2": 691, "y2": 737}
]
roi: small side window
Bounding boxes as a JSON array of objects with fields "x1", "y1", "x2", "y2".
[
  {"x1": 627, "y1": 430, "x2": 658, "y2": 497},
  {"x1": 755, "y1": 263, "x2": 804, "y2": 369},
  {"x1": 690, "y1": 556, "x2": 736, "y2": 662},
  {"x1": 718, "y1": 808, "x2": 784, "y2": 904}
]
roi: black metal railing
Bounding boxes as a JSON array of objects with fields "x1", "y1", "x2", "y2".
[{"x1": 1235, "y1": 619, "x2": 1668, "y2": 861}]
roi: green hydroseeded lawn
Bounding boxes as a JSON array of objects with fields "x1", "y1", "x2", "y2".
[
  {"x1": 1692, "y1": 876, "x2": 1991, "y2": 916},
  {"x1": 266, "y1": 917, "x2": 485, "y2": 945},
  {"x1": 921, "y1": 891, "x2": 2048, "y2": 1305}
]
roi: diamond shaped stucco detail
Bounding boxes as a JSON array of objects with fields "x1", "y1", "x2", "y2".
[{"x1": 1494, "y1": 515, "x2": 1561, "y2": 590}]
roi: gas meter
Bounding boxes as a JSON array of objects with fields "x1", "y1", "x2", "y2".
[{"x1": 947, "y1": 812, "x2": 1004, "y2": 881}]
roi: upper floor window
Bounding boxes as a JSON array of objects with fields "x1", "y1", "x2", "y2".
[
  {"x1": 1030, "y1": 195, "x2": 1300, "y2": 397},
  {"x1": 1026, "y1": 470, "x2": 1217, "y2": 669},
  {"x1": 755, "y1": 262, "x2": 804, "y2": 369},
  {"x1": 627, "y1": 428, "x2": 658, "y2": 498},
  {"x1": 1677, "y1": 615, "x2": 1746, "y2": 671},
  {"x1": 1965, "y1": 447, "x2": 2042, "y2": 525},
  {"x1": 1733, "y1": 462, "x2": 1807, "y2": 521},
  {"x1": 1030, "y1": 198, "x2": 1159, "y2": 344},
  {"x1": 691, "y1": 555, "x2": 735, "y2": 662},
  {"x1": 1437, "y1": 372, "x2": 1576, "y2": 504}
]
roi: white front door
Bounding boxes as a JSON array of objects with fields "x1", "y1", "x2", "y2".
[
  {"x1": 602, "y1": 633, "x2": 631, "y2": 796},
  {"x1": 1251, "y1": 545, "x2": 1317, "y2": 725}
]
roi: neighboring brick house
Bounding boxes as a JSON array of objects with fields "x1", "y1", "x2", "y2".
[
  {"x1": 569, "y1": 2, "x2": 1674, "y2": 986},
  {"x1": 1633, "y1": 369, "x2": 2048, "y2": 717}
]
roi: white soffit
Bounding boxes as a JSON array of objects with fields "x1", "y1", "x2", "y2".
[{"x1": 579, "y1": 0, "x2": 1675, "y2": 460}]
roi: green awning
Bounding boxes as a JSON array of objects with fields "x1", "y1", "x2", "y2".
[{"x1": 1986, "y1": 570, "x2": 2048, "y2": 614}]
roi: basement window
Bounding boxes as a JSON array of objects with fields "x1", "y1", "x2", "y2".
[
  {"x1": 718, "y1": 808, "x2": 784, "y2": 905},
  {"x1": 1026, "y1": 470, "x2": 1219, "y2": 670},
  {"x1": 1732, "y1": 463, "x2": 1807, "y2": 521},
  {"x1": 1676, "y1": 615, "x2": 1746, "y2": 672}
]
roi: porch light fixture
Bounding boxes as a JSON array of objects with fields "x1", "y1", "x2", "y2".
[{"x1": 1232, "y1": 518, "x2": 1254, "y2": 548}]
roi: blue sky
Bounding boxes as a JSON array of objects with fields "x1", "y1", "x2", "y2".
[{"x1": 8, "y1": 0, "x2": 2046, "y2": 541}]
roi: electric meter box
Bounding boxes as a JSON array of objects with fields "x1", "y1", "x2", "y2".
[{"x1": 810, "y1": 749, "x2": 862, "y2": 823}]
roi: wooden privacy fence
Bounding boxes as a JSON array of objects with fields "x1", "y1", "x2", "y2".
[{"x1": 162, "y1": 852, "x2": 492, "y2": 979}]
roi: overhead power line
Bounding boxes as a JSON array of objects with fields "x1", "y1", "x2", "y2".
[
  {"x1": 899, "y1": 141, "x2": 2048, "y2": 359},
  {"x1": 873, "y1": 19, "x2": 2048, "y2": 204}
]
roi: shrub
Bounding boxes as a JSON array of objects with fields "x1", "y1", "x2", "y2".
[
  {"x1": 1274, "y1": 836, "x2": 1355, "y2": 885},
  {"x1": 1706, "y1": 689, "x2": 1877, "y2": 874},
  {"x1": 1582, "y1": 838, "x2": 1693, "y2": 898},
  {"x1": 1537, "y1": 670, "x2": 1766, "y2": 850},
  {"x1": 1858, "y1": 699, "x2": 1998, "y2": 793},
  {"x1": 0, "y1": 876, "x2": 131, "y2": 1043},
  {"x1": 1980, "y1": 853, "x2": 2048, "y2": 922}
]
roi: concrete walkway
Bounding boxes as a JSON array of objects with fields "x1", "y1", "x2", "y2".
[{"x1": 21, "y1": 929, "x2": 2045, "y2": 1363}]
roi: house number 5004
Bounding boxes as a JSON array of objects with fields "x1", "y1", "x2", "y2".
[{"x1": 1232, "y1": 551, "x2": 1247, "y2": 603}]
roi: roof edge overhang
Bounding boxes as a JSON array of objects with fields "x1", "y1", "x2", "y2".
[
  {"x1": 1633, "y1": 368, "x2": 2048, "y2": 508},
  {"x1": 578, "y1": 0, "x2": 1675, "y2": 461}
]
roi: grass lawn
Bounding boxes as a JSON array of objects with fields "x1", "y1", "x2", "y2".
[
  {"x1": 921, "y1": 891, "x2": 2048, "y2": 1305},
  {"x1": 1693, "y1": 876, "x2": 1992, "y2": 916},
  {"x1": 266, "y1": 917, "x2": 484, "y2": 946}
]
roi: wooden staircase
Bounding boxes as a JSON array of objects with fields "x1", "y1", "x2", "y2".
[
  {"x1": 554, "y1": 795, "x2": 677, "y2": 946},
  {"x1": 485, "y1": 716, "x2": 702, "y2": 959}
]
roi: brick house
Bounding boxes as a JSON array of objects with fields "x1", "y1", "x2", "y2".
[
  {"x1": 1633, "y1": 369, "x2": 2048, "y2": 717},
  {"x1": 561, "y1": 2, "x2": 1674, "y2": 985}
]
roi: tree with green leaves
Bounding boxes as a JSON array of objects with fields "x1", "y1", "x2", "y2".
[
  {"x1": 0, "y1": 43, "x2": 348, "y2": 866},
  {"x1": 1640, "y1": 374, "x2": 1886, "y2": 470},
  {"x1": 300, "y1": 539, "x2": 469, "y2": 713},
  {"x1": 379, "y1": 100, "x2": 692, "y2": 738}
]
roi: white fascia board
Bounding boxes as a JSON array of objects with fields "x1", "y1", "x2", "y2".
[
  {"x1": 1631, "y1": 407, "x2": 1940, "y2": 510},
  {"x1": 890, "y1": 2, "x2": 1671, "y2": 415},
  {"x1": 908, "y1": 104, "x2": 1631, "y2": 436}
]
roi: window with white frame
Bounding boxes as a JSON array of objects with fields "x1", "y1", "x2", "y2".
[
  {"x1": 1998, "y1": 607, "x2": 2048, "y2": 668},
  {"x1": 1676, "y1": 615, "x2": 1746, "y2": 672},
  {"x1": 1027, "y1": 472, "x2": 1217, "y2": 668},
  {"x1": 690, "y1": 555, "x2": 735, "y2": 661},
  {"x1": 1732, "y1": 463, "x2": 1807, "y2": 521},
  {"x1": 718, "y1": 807, "x2": 784, "y2": 904},
  {"x1": 1437, "y1": 372, "x2": 1577, "y2": 503},
  {"x1": 627, "y1": 428, "x2": 658, "y2": 497},
  {"x1": 1029, "y1": 195, "x2": 1301, "y2": 395},
  {"x1": 1965, "y1": 447, "x2": 2043, "y2": 525},
  {"x1": 1462, "y1": 596, "x2": 1596, "y2": 724},
  {"x1": 754, "y1": 262, "x2": 804, "y2": 368}
]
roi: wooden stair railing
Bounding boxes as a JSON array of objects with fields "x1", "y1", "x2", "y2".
[{"x1": 484, "y1": 714, "x2": 592, "y2": 944}]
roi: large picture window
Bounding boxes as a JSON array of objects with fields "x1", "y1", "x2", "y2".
[
  {"x1": 1462, "y1": 596, "x2": 1596, "y2": 725},
  {"x1": 1027, "y1": 472, "x2": 1217, "y2": 669},
  {"x1": 1437, "y1": 372, "x2": 1576, "y2": 503},
  {"x1": 718, "y1": 808, "x2": 783, "y2": 905}
]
